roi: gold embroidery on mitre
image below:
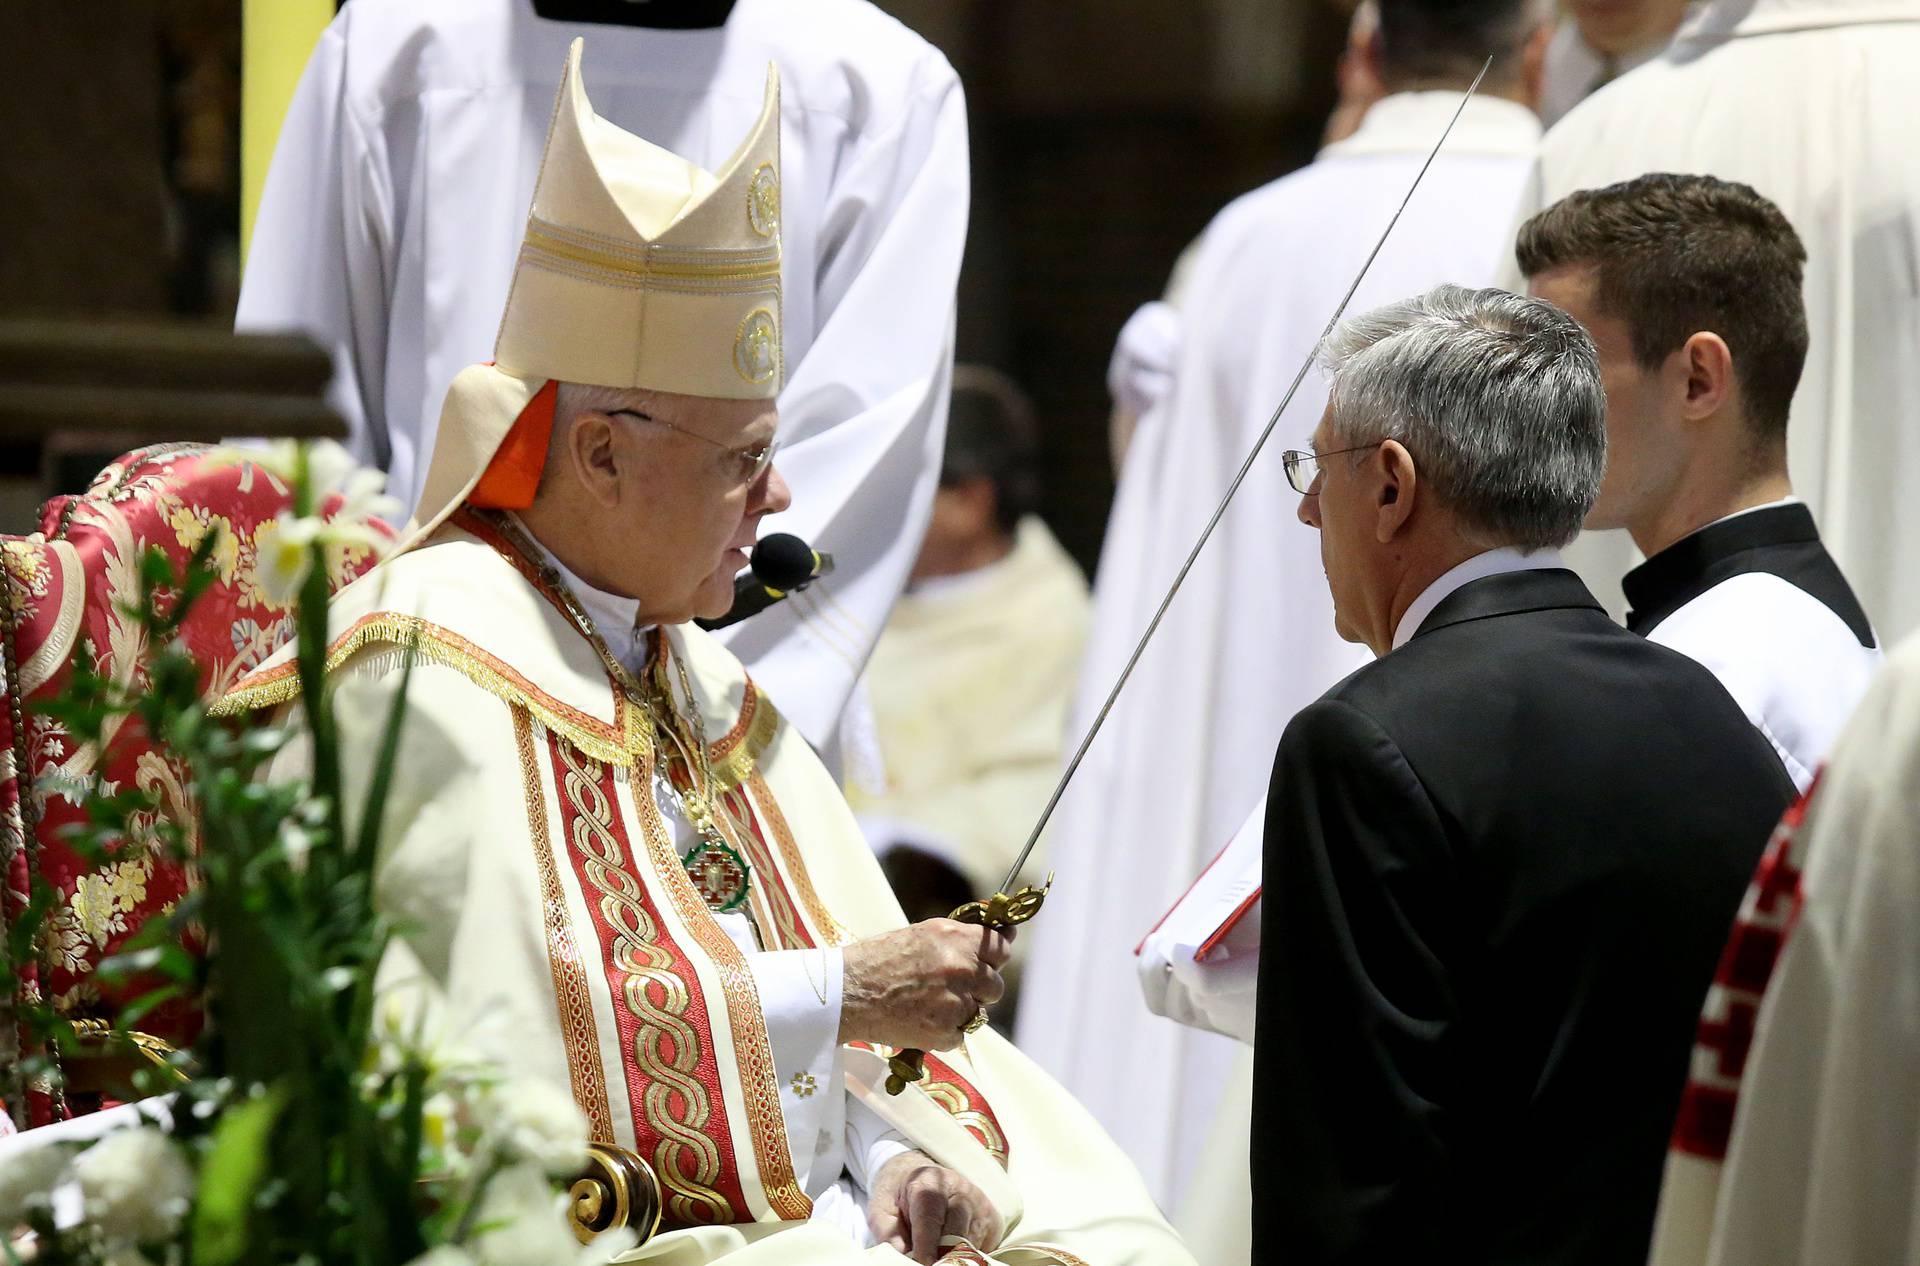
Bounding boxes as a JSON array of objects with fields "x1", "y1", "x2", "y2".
[
  {"x1": 747, "y1": 163, "x2": 779, "y2": 238},
  {"x1": 733, "y1": 308, "x2": 779, "y2": 385},
  {"x1": 522, "y1": 217, "x2": 781, "y2": 292}
]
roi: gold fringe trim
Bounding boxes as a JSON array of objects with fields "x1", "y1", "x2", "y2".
[
  {"x1": 209, "y1": 614, "x2": 651, "y2": 767},
  {"x1": 212, "y1": 616, "x2": 783, "y2": 786},
  {"x1": 709, "y1": 685, "x2": 780, "y2": 790}
]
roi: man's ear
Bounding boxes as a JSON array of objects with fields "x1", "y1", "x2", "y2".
[
  {"x1": 564, "y1": 412, "x2": 623, "y2": 508},
  {"x1": 1374, "y1": 439, "x2": 1418, "y2": 543},
  {"x1": 1680, "y1": 331, "x2": 1736, "y2": 421}
]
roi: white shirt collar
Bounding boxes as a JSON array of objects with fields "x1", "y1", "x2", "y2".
[
  {"x1": 1391, "y1": 546, "x2": 1567, "y2": 651},
  {"x1": 510, "y1": 514, "x2": 653, "y2": 675},
  {"x1": 1319, "y1": 91, "x2": 1542, "y2": 161},
  {"x1": 1699, "y1": 494, "x2": 1802, "y2": 531}
]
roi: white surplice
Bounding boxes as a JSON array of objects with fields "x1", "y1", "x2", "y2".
[
  {"x1": 1013, "y1": 91, "x2": 1541, "y2": 1217},
  {"x1": 1510, "y1": 0, "x2": 1920, "y2": 643},
  {"x1": 1691, "y1": 632, "x2": 1920, "y2": 1265},
  {"x1": 236, "y1": 0, "x2": 969, "y2": 749}
]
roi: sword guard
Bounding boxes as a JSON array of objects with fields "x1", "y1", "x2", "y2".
[
  {"x1": 950, "y1": 875, "x2": 1051, "y2": 930},
  {"x1": 883, "y1": 876, "x2": 1054, "y2": 1095}
]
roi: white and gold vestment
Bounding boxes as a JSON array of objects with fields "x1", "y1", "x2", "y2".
[{"x1": 217, "y1": 509, "x2": 1189, "y2": 1264}]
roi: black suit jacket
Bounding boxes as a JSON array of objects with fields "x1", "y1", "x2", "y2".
[{"x1": 1251, "y1": 568, "x2": 1795, "y2": 1266}]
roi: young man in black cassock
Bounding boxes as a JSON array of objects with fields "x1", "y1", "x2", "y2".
[{"x1": 1523, "y1": 172, "x2": 1881, "y2": 792}]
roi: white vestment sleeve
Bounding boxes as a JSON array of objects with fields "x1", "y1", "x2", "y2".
[
  {"x1": 715, "y1": 60, "x2": 970, "y2": 748},
  {"x1": 843, "y1": 1092, "x2": 913, "y2": 1194},
  {"x1": 745, "y1": 946, "x2": 845, "y2": 1170},
  {"x1": 235, "y1": 20, "x2": 396, "y2": 474}
]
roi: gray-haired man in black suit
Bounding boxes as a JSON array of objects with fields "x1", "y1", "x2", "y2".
[{"x1": 1255, "y1": 285, "x2": 1794, "y2": 1265}]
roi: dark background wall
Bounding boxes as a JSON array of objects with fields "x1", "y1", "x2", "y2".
[{"x1": 885, "y1": 0, "x2": 1346, "y2": 570}]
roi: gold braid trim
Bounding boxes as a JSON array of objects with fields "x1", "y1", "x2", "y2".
[
  {"x1": 210, "y1": 614, "x2": 652, "y2": 768},
  {"x1": 1020, "y1": 1247, "x2": 1095, "y2": 1266},
  {"x1": 921, "y1": 1079, "x2": 1009, "y2": 1169},
  {"x1": 629, "y1": 750, "x2": 812, "y2": 1222},
  {"x1": 559, "y1": 740, "x2": 733, "y2": 1226},
  {"x1": 513, "y1": 706, "x2": 616, "y2": 1146},
  {"x1": 742, "y1": 770, "x2": 851, "y2": 946}
]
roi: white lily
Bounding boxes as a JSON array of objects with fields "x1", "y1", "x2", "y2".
[
  {"x1": 335, "y1": 465, "x2": 405, "y2": 533},
  {"x1": 469, "y1": 1163, "x2": 582, "y2": 1266},
  {"x1": 476, "y1": 1078, "x2": 590, "y2": 1176},
  {"x1": 70, "y1": 1126, "x2": 194, "y2": 1246},
  {"x1": 0, "y1": 1138, "x2": 71, "y2": 1223},
  {"x1": 255, "y1": 513, "x2": 326, "y2": 606}
]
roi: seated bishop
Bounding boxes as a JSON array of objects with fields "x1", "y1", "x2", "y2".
[{"x1": 215, "y1": 40, "x2": 1190, "y2": 1266}]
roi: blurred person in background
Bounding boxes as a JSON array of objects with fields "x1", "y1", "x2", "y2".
[
  {"x1": 848, "y1": 367, "x2": 1089, "y2": 942},
  {"x1": 236, "y1": 0, "x2": 969, "y2": 756},
  {"x1": 1537, "y1": 0, "x2": 1690, "y2": 125},
  {"x1": 1103, "y1": 0, "x2": 1387, "y2": 474},
  {"x1": 1023, "y1": 0, "x2": 1551, "y2": 1258},
  {"x1": 1520, "y1": 174, "x2": 1881, "y2": 796},
  {"x1": 1510, "y1": 0, "x2": 1920, "y2": 647}
]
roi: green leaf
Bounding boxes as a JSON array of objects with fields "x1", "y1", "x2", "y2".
[
  {"x1": 96, "y1": 942, "x2": 196, "y2": 983},
  {"x1": 114, "y1": 982, "x2": 190, "y2": 1031},
  {"x1": 352, "y1": 636, "x2": 416, "y2": 873},
  {"x1": 191, "y1": 1086, "x2": 287, "y2": 1266}
]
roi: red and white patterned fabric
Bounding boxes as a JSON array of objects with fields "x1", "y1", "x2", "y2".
[
  {"x1": 0, "y1": 445, "x2": 390, "y2": 1128},
  {"x1": 1671, "y1": 773, "x2": 1820, "y2": 1161}
]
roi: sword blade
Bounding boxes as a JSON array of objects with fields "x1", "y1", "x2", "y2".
[{"x1": 994, "y1": 57, "x2": 1493, "y2": 896}]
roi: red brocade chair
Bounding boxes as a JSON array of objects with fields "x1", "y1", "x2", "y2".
[{"x1": 0, "y1": 444, "x2": 391, "y2": 1128}]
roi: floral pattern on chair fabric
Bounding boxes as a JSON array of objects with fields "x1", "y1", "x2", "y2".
[{"x1": 0, "y1": 445, "x2": 392, "y2": 1127}]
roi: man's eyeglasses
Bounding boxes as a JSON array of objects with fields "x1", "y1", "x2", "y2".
[
  {"x1": 1280, "y1": 443, "x2": 1377, "y2": 495},
  {"x1": 609, "y1": 409, "x2": 779, "y2": 486}
]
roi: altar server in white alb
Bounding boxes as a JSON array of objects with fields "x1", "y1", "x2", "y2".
[
  {"x1": 237, "y1": 0, "x2": 968, "y2": 750},
  {"x1": 220, "y1": 41, "x2": 1187, "y2": 1264},
  {"x1": 1511, "y1": 0, "x2": 1920, "y2": 643},
  {"x1": 1018, "y1": 0, "x2": 1549, "y2": 1234},
  {"x1": 1521, "y1": 173, "x2": 1881, "y2": 794}
]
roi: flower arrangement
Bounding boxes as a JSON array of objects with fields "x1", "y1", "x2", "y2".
[{"x1": 0, "y1": 442, "x2": 628, "y2": 1266}]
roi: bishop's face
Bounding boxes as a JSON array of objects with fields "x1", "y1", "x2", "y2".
[{"x1": 601, "y1": 392, "x2": 790, "y2": 625}]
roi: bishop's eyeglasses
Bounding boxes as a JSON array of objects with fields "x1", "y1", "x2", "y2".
[
  {"x1": 609, "y1": 408, "x2": 779, "y2": 486},
  {"x1": 1281, "y1": 443, "x2": 1376, "y2": 495}
]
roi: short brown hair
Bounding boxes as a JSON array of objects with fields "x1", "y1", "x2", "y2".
[{"x1": 1516, "y1": 173, "x2": 1809, "y2": 445}]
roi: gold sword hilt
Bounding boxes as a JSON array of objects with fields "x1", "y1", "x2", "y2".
[{"x1": 884, "y1": 876, "x2": 1052, "y2": 1095}]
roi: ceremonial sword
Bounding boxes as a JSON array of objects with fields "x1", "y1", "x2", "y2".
[{"x1": 884, "y1": 59, "x2": 1495, "y2": 1095}]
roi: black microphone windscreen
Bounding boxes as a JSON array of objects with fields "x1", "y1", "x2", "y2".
[{"x1": 750, "y1": 533, "x2": 816, "y2": 591}]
